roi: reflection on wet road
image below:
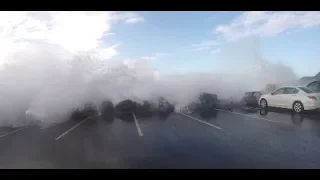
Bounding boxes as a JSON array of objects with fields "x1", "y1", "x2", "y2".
[{"x1": 1, "y1": 107, "x2": 320, "y2": 168}]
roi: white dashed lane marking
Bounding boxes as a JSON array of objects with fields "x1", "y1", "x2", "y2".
[
  {"x1": 0, "y1": 125, "x2": 33, "y2": 138},
  {"x1": 178, "y1": 112, "x2": 222, "y2": 130},
  {"x1": 55, "y1": 116, "x2": 92, "y2": 140},
  {"x1": 215, "y1": 108, "x2": 279, "y2": 123},
  {"x1": 133, "y1": 113, "x2": 143, "y2": 137}
]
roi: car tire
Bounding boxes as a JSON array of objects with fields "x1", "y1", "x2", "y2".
[
  {"x1": 292, "y1": 101, "x2": 304, "y2": 113},
  {"x1": 260, "y1": 99, "x2": 268, "y2": 109}
]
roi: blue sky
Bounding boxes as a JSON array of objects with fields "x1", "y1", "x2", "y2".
[
  {"x1": 0, "y1": 11, "x2": 319, "y2": 78},
  {"x1": 106, "y1": 11, "x2": 320, "y2": 78}
]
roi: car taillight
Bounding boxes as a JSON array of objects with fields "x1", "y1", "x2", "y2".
[{"x1": 308, "y1": 96, "x2": 317, "y2": 100}]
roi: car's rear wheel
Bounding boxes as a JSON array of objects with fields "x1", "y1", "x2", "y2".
[
  {"x1": 260, "y1": 99, "x2": 268, "y2": 109},
  {"x1": 293, "y1": 101, "x2": 304, "y2": 113}
]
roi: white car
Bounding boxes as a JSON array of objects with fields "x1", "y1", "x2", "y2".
[{"x1": 259, "y1": 86, "x2": 320, "y2": 113}]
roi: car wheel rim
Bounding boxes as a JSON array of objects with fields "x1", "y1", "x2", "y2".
[
  {"x1": 261, "y1": 101, "x2": 266, "y2": 108},
  {"x1": 294, "y1": 103, "x2": 302, "y2": 112}
]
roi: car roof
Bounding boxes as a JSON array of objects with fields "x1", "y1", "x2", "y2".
[
  {"x1": 276, "y1": 86, "x2": 314, "y2": 90},
  {"x1": 277, "y1": 86, "x2": 299, "y2": 89},
  {"x1": 307, "y1": 80, "x2": 320, "y2": 85}
]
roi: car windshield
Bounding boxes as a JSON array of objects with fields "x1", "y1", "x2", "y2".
[
  {"x1": 298, "y1": 87, "x2": 315, "y2": 93},
  {"x1": 307, "y1": 81, "x2": 320, "y2": 91}
]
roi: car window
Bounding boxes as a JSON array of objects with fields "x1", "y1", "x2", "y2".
[
  {"x1": 244, "y1": 92, "x2": 252, "y2": 96},
  {"x1": 284, "y1": 88, "x2": 299, "y2": 94},
  {"x1": 307, "y1": 81, "x2": 320, "y2": 91},
  {"x1": 298, "y1": 87, "x2": 315, "y2": 93},
  {"x1": 253, "y1": 92, "x2": 262, "y2": 98},
  {"x1": 273, "y1": 88, "x2": 285, "y2": 95},
  {"x1": 254, "y1": 92, "x2": 262, "y2": 96}
]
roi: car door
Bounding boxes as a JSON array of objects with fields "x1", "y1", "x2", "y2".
[
  {"x1": 245, "y1": 92, "x2": 256, "y2": 105},
  {"x1": 283, "y1": 87, "x2": 299, "y2": 109},
  {"x1": 269, "y1": 88, "x2": 286, "y2": 107}
]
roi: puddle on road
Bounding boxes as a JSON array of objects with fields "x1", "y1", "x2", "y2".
[
  {"x1": 215, "y1": 105, "x2": 320, "y2": 129},
  {"x1": 236, "y1": 106, "x2": 320, "y2": 129}
]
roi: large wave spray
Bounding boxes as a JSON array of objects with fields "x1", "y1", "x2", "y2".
[{"x1": 0, "y1": 13, "x2": 299, "y2": 128}]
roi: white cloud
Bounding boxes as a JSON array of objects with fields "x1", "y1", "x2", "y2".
[
  {"x1": 141, "y1": 56, "x2": 156, "y2": 61},
  {"x1": 211, "y1": 48, "x2": 221, "y2": 54},
  {"x1": 191, "y1": 40, "x2": 219, "y2": 51},
  {"x1": 0, "y1": 11, "x2": 144, "y2": 64},
  {"x1": 104, "y1": 33, "x2": 116, "y2": 36},
  {"x1": 141, "y1": 52, "x2": 169, "y2": 61},
  {"x1": 214, "y1": 11, "x2": 320, "y2": 42},
  {"x1": 94, "y1": 44, "x2": 120, "y2": 60},
  {"x1": 125, "y1": 17, "x2": 144, "y2": 24},
  {"x1": 111, "y1": 12, "x2": 145, "y2": 24}
]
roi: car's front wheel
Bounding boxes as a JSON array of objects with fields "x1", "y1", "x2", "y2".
[
  {"x1": 293, "y1": 101, "x2": 304, "y2": 113},
  {"x1": 260, "y1": 99, "x2": 268, "y2": 109}
]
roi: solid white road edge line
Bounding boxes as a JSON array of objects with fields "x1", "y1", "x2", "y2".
[
  {"x1": 178, "y1": 112, "x2": 222, "y2": 130},
  {"x1": 214, "y1": 108, "x2": 279, "y2": 123},
  {"x1": 133, "y1": 113, "x2": 144, "y2": 137},
  {"x1": 0, "y1": 125, "x2": 33, "y2": 138},
  {"x1": 55, "y1": 116, "x2": 91, "y2": 140}
]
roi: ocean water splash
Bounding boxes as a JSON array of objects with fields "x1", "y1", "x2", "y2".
[
  {"x1": 0, "y1": 12, "x2": 299, "y2": 127},
  {"x1": 0, "y1": 41, "x2": 298, "y2": 127}
]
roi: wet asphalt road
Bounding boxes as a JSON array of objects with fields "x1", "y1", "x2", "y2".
[{"x1": 1, "y1": 107, "x2": 320, "y2": 168}]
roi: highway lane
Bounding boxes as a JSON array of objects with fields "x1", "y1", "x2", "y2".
[
  {"x1": 0, "y1": 119, "x2": 82, "y2": 168},
  {"x1": 185, "y1": 108, "x2": 320, "y2": 168},
  {"x1": 1, "y1": 108, "x2": 320, "y2": 168}
]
